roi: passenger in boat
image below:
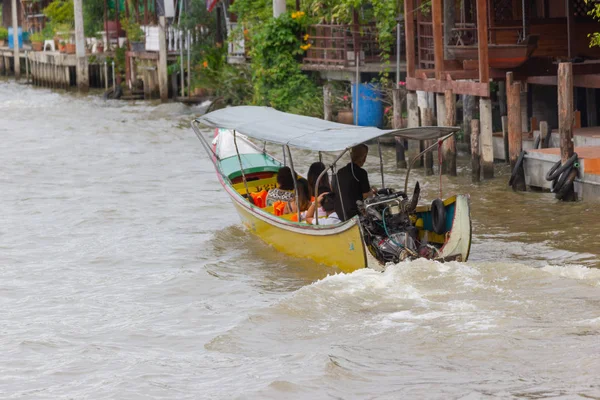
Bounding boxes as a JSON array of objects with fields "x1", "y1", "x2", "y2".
[
  {"x1": 305, "y1": 192, "x2": 340, "y2": 225},
  {"x1": 307, "y1": 162, "x2": 330, "y2": 199},
  {"x1": 284, "y1": 178, "x2": 311, "y2": 215},
  {"x1": 331, "y1": 144, "x2": 375, "y2": 221},
  {"x1": 266, "y1": 166, "x2": 295, "y2": 206}
]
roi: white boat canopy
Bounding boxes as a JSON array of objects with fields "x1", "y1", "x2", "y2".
[{"x1": 195, "y1": 106, "x2": 460, "y2": 152}]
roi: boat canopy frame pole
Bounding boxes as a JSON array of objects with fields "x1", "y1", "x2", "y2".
[
  {"x1": 377, "y1": 138, "x2": 385, "y2": 189},
  {"x1": 285, "y1": 144, "x2": 302, "y2": 223},
  {"x1": 191, "y1": 121, "x2": 221, "y2": 165},
  {"x1": 282, "y1": 145, "x2": 287, "y2": 166},
  {"x1": 314, "y1": 148, "x2": 349, "y2": 225},
  {"x1": 233, "y1": 130, "x2": 252, "y2": 202},
  {"x1": 404, "y1": 132, "x2": 455, "y2": 194}
]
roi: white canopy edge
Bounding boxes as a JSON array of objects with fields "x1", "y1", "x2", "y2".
[{"x1": 195, "y1": 106, "x2": 460, "y2": 152}]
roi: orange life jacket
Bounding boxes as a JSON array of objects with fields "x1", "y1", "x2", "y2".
[{"x1": 250, "y1": 190, "x2": 268, "y2": 208}]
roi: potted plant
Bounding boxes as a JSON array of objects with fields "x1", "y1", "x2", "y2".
[
  {"x1": 121, "y1": 17, "x2": 145, "y2": 52},
  {"x1": 65, "y1": 41, "x2": 76, "y2": 54},
  {"x1": 0, "y1": 27, "x2": 8, "y2": 47},
  {"x1": 30, "y1": 31, "x2": 44, "y2": 51},
  {"x1": 335, "y1": 92, "x2": 353, "y2": 125},
  {"x1": 59, "y1": 40, "x2": 66, "y2": 53},
  {"x1": 95, "y1": 33, "x2": 104, "y2": 53}
]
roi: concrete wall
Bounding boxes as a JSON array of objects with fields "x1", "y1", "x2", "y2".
[{"x1": 532, "y1": 84, "x2": 558, "y2": 130}]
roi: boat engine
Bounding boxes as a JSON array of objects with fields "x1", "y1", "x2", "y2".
[{"x1": 357, "y1": 184, "x2": 421, "y2": 264}]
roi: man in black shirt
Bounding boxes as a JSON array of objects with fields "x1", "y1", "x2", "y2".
[{"x1": 332, "y1": 144, "x2": 375, "y2": 221}]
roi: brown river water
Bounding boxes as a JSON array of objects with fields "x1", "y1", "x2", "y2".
[{"x1": 1, "y1": 79, "x2": 600, "y2": 399}]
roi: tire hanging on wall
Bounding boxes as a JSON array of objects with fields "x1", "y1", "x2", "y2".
[{"x1": 508, "y1": 150, "x2": 526, "y2": 188}]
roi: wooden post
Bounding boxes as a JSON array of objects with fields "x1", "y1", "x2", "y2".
[
  {"x1": 501, "y1": 115, "x2": 509, "y2": 163},
  {"x1": 74, "y1": 0, "x2": 89, "y2": 92},
  {"x1": 11, "y1": 0, "x2": 20, "y2": 80},
  {"x1": 407, "y1": 91, "x2": 419, "y2": 128},
  {"x1": 323, "y1": 82, "x2": 333, "y2": 121},
  {"x1": 530, "y1": 117, "x2": 538, "y2": 133},
  {"x1": 422, "y1": 108, "x2": 434, "y2": 175},
  {"x1": 462, "y1": 94, "x2": 474, "y2": 146},
  {"x1": 540, "y1": 121, "x2": 549, "y2": 149},
  {"x1": 432, "y1": 0, "x2": 443, "y2": 80},
  {"x1": 393, "y1": 88, "x2": 407, "y2": 168},
  {"x1": 158, "y1": 16, "x2": 168, "y2": 102},
  {"x1": 404, "y1": 0, "x2": 415, "y2": 79},
  {"x1": 471, "y1": 119, "x2": 480, "y2": 183},
  {"x1": 520, "y1": 91, "x2": 528, "y2": 133},
  {"x1": 574, "y1": 110, "x2": 581, "y2": 129},
  {"x1": 508, "y1": 79, "x2": 522, "y2": 169},
  {"x1": 442, "y1": 89, "x2": 457, "y2": 176},
  {"x1": 476, "y1": 0, "x2": 489, "y2": 85},
  {"x1": 480, "y1": 97, "x2": 494, "y2": 178},
  {"x1": 558, "y1": 62, "x2": 574, "y2": 163}
]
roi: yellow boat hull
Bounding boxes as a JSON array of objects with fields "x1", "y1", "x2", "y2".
[{"x1": 227, "y1": 189, "x2": 368, "y2": 273}]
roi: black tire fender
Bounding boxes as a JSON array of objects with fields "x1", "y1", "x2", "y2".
[
  {"x1": 555, "y1": 168, "x2": 578, "y2": 200},
  {"x1": 508, "y1": 150, "x2": 526, "y2": 187},
  {"x1": 533, "y1": 135, "x2": 541, "y2": 150},
  {"x1": 431, "y1": 198, "x2": 446, "y2": 235},
  {"x1": 545, "y1": 153, "x2": 578, "y2": 181}
]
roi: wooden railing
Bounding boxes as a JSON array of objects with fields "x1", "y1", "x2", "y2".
[{"x1": 302, "y1": 23, "x2": 403, "y2": 68}]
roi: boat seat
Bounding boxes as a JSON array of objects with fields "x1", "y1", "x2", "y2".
[{"x1": 233, "y1": 176, "x2": 277, "y2": 195}]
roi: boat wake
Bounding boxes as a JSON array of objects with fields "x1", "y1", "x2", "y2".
[{"x1": 205, "y1": 259, "x2": 600, "y2": 397}]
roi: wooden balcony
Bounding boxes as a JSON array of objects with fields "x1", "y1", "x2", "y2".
[{"x1": 302, "y1": 23, "x2": 404, "y2": 72}]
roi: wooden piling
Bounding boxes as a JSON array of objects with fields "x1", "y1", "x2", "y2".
[
  {"x1": 507, "y1": 77, "x2": 522, "y2": 169},
  {"x1": 558, "y1": 62, "x2": 574, "y2": 163},
  {"x1": 480, "y1": 97, "x2": 494, "y2": 179},
  {"x1": 574, "y1": 110, "x2": 581, "y2": 129},
  {"x1": 501, "y1": 115, "x2": 509, "y2": 163},
  {"x1": 462, "y1": 94, "x2": 474, "y2": 146},
  {"x1": 471, "y1": 119, "x2": 480, "y2": 183},
  {"x1": 442, "y1": 89, "x2": 457, "y2": 176},
  {"x1": 540, "y1": 121, "x2": 549, "y2": 149},
  {"x1": 393, "y1": 88, "x2": 407, "y2": 168},
  {"x1": 422, "y1": 108, "x2": 434, "y2": 175}
]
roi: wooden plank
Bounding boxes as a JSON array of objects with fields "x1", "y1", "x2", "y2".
[
  {"x1": 404, "y1": 0, "x2": 415, "y2": 78},
  {"x1": 431, "y1": 0, "x2": 444, "y2": 80},
  {"x1": 558, "y1": 62, "x2": 574, "y2": 163},
  {"x1": 476, "y1": 0, "x2": 489, "y2": 84},
  {"x1": 406, "y1": 77, "x2": 489, "y2": 97}
]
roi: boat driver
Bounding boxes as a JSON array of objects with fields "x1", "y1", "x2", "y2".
[{"x1": 332, "y1": 144, "x2": 376, "y2": 221}]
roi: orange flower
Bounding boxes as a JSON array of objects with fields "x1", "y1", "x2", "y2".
[{"x1": 203, "y1": 61, "x2": 208, "y2": 68}]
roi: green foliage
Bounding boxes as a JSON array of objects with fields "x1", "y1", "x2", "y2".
[
  {"x1": 587, "y1": 1, "x2": 600, "y2": 47},
  {"x1": 43, "y1": 0, "x2": 75, "y2": 27},
  {"x1": 121, "y1": 17, "x2": 144, "y2": 42},
  {"x1": 230, "y1": 0, "x2": 297, "y2": 25},
  {"x1": 249, "y1": 12, "x2": 322, "y2": 115},
  {"x1": 30, "y1": 32, "x2": 45, "y2": 42},
  {"x1": 193, "y1": 46, "x2": 254, "y2": 106},
  {"x1": 0, "y1": 26, "x2": 8, "y2": 41},
  {"x1": 83, "y1": 0, "x2": 105, "y2": 37}
]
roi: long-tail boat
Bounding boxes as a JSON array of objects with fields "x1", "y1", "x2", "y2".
[{"x1": 192, "y1": 106, "x2": 471, "y2": 273}]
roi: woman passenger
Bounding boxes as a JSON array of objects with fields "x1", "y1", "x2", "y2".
[
  {"x1": 307, "y1": 162, "x2": 330, "y2": 199},
  {"x1": 266, "y1": 166, "x2": 295, "y2": 206},
  {"x1": 284, "y1": 178, "x2": 311, "y2": 216}
]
